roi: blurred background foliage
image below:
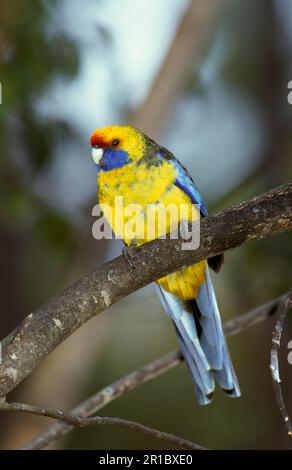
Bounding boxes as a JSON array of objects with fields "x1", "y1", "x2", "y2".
[{"x1": 0, "y1": 0, "x2": 291, "y2": 450}]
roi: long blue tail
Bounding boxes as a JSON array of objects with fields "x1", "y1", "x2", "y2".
[{"x1": 157, "y1": 267, "x2": 240, "y2": 405}]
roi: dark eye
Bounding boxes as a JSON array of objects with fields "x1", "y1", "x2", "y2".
[{"x1": 112, "y1": 139, "x2": 120, "y2": 146}]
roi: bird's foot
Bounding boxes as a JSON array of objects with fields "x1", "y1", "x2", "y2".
[{"x1": 123, "y1": 245, "x2": 136, "y2": 269}]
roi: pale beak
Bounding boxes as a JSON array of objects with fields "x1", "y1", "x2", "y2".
[{"x1": 91, "y1": 146, "x2": 103, "y2": 165}]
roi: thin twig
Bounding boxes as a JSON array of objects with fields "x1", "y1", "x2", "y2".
[
  {"x1": 270, "y1": 290, "x2": 292, "y2": 441},
  {"x1": 23, "y1": 293, "x2": 284, "y2": 450},
  {"x1": 0, "y1": 401, "x2": 205, "y2": 451}
]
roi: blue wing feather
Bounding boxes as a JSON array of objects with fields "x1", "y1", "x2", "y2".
[
  {"x1": 158, "y1": 150, "x2": 208, "y2": 216},
  {"x1": 172, "y1": 160, "x2": 208, "y2": 216}
]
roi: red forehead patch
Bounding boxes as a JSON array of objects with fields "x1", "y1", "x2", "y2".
[{"x1": 90, "y1": 133, "x2": 108, "y2": 148}]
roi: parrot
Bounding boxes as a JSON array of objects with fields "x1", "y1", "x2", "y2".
[{"x1": 90, "y1": 125, "x2": 240, "y2": 405}]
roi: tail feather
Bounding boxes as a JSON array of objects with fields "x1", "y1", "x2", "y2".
[
  {"x1": 156, "y1": 267, "x2": 240, "y2": 405},
  {"x1": 175, "y1": 327, "x2": 213, "y2": 405},
  {"x1": 196, "y1": 268, "x2": 225, "y2": 369},
  {"x1": 176, "y1": 321, "x2": 215, "y2": 395},
  {"x1": 157, "y1": 285, "x2": 215, "y2": 402},
  {"x1": 215, "y1": 347, "x2": 241, "y2": 397},
  {"x1": 197, "y1": 268, "x2": 240, "y2": 397}
]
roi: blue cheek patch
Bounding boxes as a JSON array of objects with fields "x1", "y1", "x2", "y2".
[{"x1": 100, "y1": 149, "x2": 130, "y2": 171}]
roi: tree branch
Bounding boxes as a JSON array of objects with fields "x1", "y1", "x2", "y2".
[
  {"x1": 22, "y1": 292, "x2": 285, "y2": 450},
  {"x1": 270, "y1": 290, "x2": 292, "y2": 441},
  {"x1": 0, "y1": 183, "x2": 291, "y2": 400},
  {"x1": 0, "y1": 401, "x2": 204, "y2": 451},
  {"x1": 130, "y1": 0, "x2": 223, "y2": 138}
]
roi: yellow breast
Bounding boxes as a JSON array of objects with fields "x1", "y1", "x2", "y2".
[{"x1": 97, "y1": 160, "x2": 206, "y2": 300}]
